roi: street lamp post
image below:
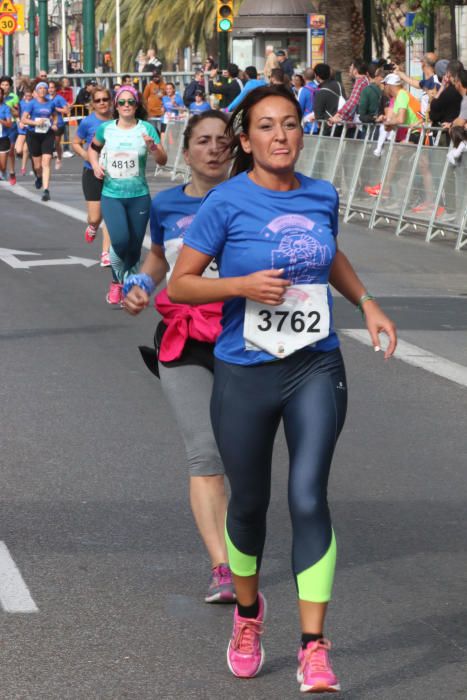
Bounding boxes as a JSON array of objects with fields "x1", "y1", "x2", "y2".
[
  {"x1": 38, "y1": 0, "x2": 48, "y2": 72},
  {"x1": 115, "y1": 0, "x2": 121, "y2": 74},
  {"x1": 28, "y1": 0, "x2": 37, "y2": 77},
  {"x1": 5, "y1": 34, "x2": 13, "y2": 76},
  {"x1": 82, "y1": 0, "x2": 95, "y2": 73},
  {"x1": 61, "y1": 0, "x2": 67, "y2": 73}
]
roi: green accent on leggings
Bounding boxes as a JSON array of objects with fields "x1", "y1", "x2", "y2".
[
  {"x1": 296, "y1": 530, "x2": 337, "y2": 602},
  {"x1": 225, "y1": 526, "x2": 257, "y2": 577}
]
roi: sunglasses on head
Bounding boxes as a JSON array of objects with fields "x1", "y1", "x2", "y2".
[
  {"x1": 117, "y1": 98, "x2": 136, "y2": 106},
  {"x1": 94, "y1": 97, "x2": 110, "y2": 103}
]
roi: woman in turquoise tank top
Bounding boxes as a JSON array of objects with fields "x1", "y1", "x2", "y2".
[{"x1": 88, "y1": 86, "x2": 167, "y2": 305}]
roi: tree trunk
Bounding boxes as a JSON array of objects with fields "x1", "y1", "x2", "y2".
[{"x1": 449, "y1": 0, "x2": 458, "y2": 59}]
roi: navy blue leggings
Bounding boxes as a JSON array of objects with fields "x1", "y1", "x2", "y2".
[
  {"x1": 211, "y1": 347, "x2": 347, "y2": 602},
  {"x1": 101, "y1": 194, "x2": 150, "y2": 283}
]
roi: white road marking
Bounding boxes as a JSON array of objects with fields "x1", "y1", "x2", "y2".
[
  {"x1": 341, "y1": 329, "x2": 467, "y2": 389},
  {"x1": 0, "y1": 541, "x2": 39, "y2": 613},
  {"x1": 0, "y1": 247, "x2": 98, "y2": 269},
  {"x1": 0, "y1": 181, "x2": 151, "y2": 249},
  {"x1": 20, "y1": 256, "x2": 98, "y2": 268}
]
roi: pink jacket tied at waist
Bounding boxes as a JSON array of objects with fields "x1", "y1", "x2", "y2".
[{"x1": 155, "y1": 288, "x2": 223, "y2": 362}]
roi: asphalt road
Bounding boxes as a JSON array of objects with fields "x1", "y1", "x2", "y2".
[{"x1": 0, "y1": 157, "x2": 466, "y2": 699}]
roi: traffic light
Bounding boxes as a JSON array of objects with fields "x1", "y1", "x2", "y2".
[{"x1": 217, "y1": 0, "x2": 234, "y2": 32}]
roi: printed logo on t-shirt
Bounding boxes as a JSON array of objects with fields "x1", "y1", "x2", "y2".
[
  {"x1": 165, "y1": 213, "x2": 218, "y2": 280},
  {"x1": 164, "y1": 214, "x2": 196, "y2": 278},
  {"x1": 261, "y1": 214, "x2": 333, "y2": 284}
]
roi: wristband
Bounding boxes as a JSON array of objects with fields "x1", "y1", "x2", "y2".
[
  {"x1": 357, "y1": 293, "x2": 376, "y2": 317},
  {"x1": 150, "y1": 143, "x2": 158, "y2": 152},
  {"x1": 123, "y1": 273, "x2": 156, "y2": 298}
]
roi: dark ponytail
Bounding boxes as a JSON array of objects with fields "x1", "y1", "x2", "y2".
[{"x1": 227, "y1": 84, "x2": 303, "y2": 177}]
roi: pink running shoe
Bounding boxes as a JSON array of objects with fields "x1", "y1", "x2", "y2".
[
  {"x1": 205, "y1": 563, "x2": 236, "y2": 604},
  {"x1": 100, "y1": 251, "x2": 111, "y2": 268},
  {"x1": 106, "y1": 282, "x2": 123, "y2": 305},
  {"x1": 297, "y1": 639, "x2": 341, "y2": 693},
  {"x1": 227, "y1": 592, "x2": 266, "y2": 678},
  {"x1": 85, "y1": 224, "x2": 97, "y2": 243}
]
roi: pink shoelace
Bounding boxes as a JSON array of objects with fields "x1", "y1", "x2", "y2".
[
  {"x1": 301, "y1": 639, "x2": 332, "y2": 673},
  {"x1": 232, "y1": 618, "x2": 263, "y2": 654},
  {"x1": 215, "y1": 564, "x2": 232, "y2": 586}
]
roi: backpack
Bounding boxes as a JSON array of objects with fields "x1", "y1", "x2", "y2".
[{"x1": 320, "y1": 82, "x2": 346, "y2": 111}]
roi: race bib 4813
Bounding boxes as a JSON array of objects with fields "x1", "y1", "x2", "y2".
[{"x1": 107, "y1": 151, "x2": 139, "y2": 179}]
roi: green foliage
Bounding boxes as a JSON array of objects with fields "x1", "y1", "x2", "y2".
[
  {"x1": 96, "y1": 0, "x2": 245, "y2": 70},
  {"x1": 381, "y1": 0, "x2": 443, "y2": 41}
]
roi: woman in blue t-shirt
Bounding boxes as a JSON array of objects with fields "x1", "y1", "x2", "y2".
[
  {"x1": 15, "y1": 86, "x2": 33, "y2": 176},
  {"x1": 122, "y1": 111, "x2": 236, "y2": 604},
  {"x1": 0, "y1": 87, "x2": 12, "y2": 175},
  {"x1": 72, "y1": 86, "x2": 113, "y2": 266},
  {"x1": 189, "y1": 89, "x2": 211, "y2": 114},
  {"x1": 21, "y1": 81, "x2": 58, "y2": 201},
  {"x1": 162, "y1": 82, "x2": 185, "y2": 128},
  {"x1": 168, "y1": 85, "x2": 397, "y2": 693}
]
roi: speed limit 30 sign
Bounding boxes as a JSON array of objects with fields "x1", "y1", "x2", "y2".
[{"x1": 0, "y1": 12, "x2": 17, "y2": 34}]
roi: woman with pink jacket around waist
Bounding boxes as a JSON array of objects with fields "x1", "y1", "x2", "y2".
[{"x1": 122, "y1": 110, "x2": 235, "y2": 604}]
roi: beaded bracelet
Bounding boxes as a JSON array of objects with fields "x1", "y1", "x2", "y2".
[
  {"x1": 357, "y1": 293, "x2": 376, "y2": 317},
  {"x1": 123, "y1": 273, "x2": 156, "y2": 298}
]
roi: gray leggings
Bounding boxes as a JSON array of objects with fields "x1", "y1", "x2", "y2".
[{"x1": 158, "y1": 362, "x2": 224, "y2": 477}]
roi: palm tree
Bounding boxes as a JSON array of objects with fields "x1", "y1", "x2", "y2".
[{"x1": 96, "y1": 0, "x2": 245, "y2": 71}]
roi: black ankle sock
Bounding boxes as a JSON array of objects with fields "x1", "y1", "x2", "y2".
[
  {"x1": 301, "y1": 633, "x2": 323, "y2": 649},
  {"x1": 237, "y1": 596, "x2": 259, "y2": 619}
]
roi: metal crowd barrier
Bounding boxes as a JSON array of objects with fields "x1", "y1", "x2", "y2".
[
  {"x1": 157, "y1": 116, "x2": 190, "y2": 181},
  {"x1": 62, "y1": 104, "x2": 86, "y2": 145},
  {"x1": 97, "y1": 109, "x2": 466, "y2": 252},
  {"x1": 299, "y1": 122, "x2": 467, "y2": 252}
]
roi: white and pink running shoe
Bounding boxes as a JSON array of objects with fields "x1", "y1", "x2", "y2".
[
  {"x1": 85, "y1": 224, "x2": 97, "y2": 243},
  {"x1": 205, "y1": 563, "x2": 236, "y2": 603},
  {"x1": 100, "y1": 251, "x2": 111, "y2": 268},
  {"x1": 297, "y1": 638, "x2": 341, "y2": 693},
  {"x1": 106, "y1": 282, "x2": 123, "y2": 306},
  {"x1": 227, "y1": 592, "x2": 266, "y2": 678}
]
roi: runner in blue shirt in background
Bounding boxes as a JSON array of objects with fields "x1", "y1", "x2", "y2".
[
  {"x1": 21, "y1": 81, "x2": 58, "y2": 201},
  {"x1": 0, "y1": 75, "x2": 19, "y2": 184},
  {"x1": 72, "y1": 86, "x2": 113, "y2": 266},
  {"x1": 162, "y1": 82, "x2": 185, "y2": 129},
  {"x1": 16, "y1": 86, "x2": 34, "y2": 176},
  {"x1": 0, "y1": 86, "x2": 12, "y2": 177},
  {"x1": 48, "y1": 80, "x2": 69, "y2": 170}
]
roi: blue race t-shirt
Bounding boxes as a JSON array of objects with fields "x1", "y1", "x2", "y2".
[
  {"x1": 48, "y1": 93, "x2": 67, "y2": 126},
  {"x1": 4, "y1": 92, "x2": 18, "y2": 139},
  {"x1": 162, "y1": 93, "x2": 184, "y2": 123},
  {"x1": 24, "y1": 99, "x2": 56, "y2": 132},
  {"x1": 184, "y1": 171, "x2": 340, "y2": 365},
  {"x1": 77, "y1": 112, "x2": 111, "y2": 169},
  {"x1": 151, "y1": 184, "x2": 202, "y2": 279},
  {"x1": 0, "y1": 103, "x2": 11, "y2": 139},
  {"x1": 18, "y1": 98, "x2": 33, "y2": 135},
  {"x1": 189, "y1": 101, "x2": 211, "y2": 114}
]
